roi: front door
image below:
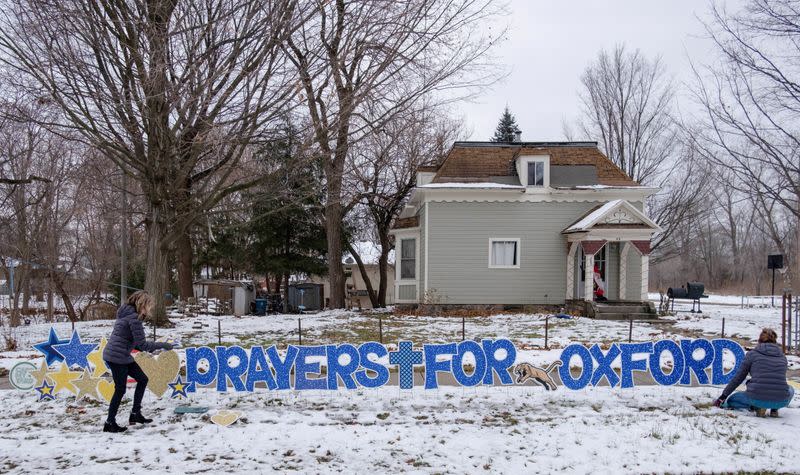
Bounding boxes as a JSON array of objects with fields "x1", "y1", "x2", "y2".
[{"x1": 577, "y1": 245, "x2": 607, "y2": 300}]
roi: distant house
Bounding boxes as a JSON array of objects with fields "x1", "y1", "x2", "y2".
[
  {"x1": 303, "y1": 242, "x2": 395, "y2": 309},
  {"x1": 390, "y1": 141, "x2": 661, "y2": 316}
]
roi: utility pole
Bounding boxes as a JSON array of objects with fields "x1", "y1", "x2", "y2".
[{"x1": 120, "y1": 171, "x2": 128, "y2": 303}]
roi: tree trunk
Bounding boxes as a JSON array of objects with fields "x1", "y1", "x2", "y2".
[
  {"x1": 144, "y1": 202, "x2": 172, "y2": 326},
  {"x1": 51, "y1": 272, "x2": 78, "y2": 323},
  {"x1": 325, "y1": 197, "x2": 345, "y2": 309},
  {"x1": 346, "y1": 242, "x2": 379, "y2": 308},
  {"x1": 177, "y1": 230, "x2": 194, "y2": 301},
  {"x1": 377, "y1": 230, "x2": 391, "y2": 308}
]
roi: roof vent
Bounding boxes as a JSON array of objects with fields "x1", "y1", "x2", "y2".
[{"x1": 513, "y1": 131, "x2": 521, "y2": 142}]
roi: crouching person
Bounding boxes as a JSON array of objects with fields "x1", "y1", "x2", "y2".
[
  {"x1": 102, "y1": 291, "x2": 173, "y2": 433},
  {"x1": 714, "y1": 328, "x2": 794, "y2": 417}
]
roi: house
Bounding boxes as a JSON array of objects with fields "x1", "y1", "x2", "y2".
[
  {"x1": 390, "y1": 141, "x2": 661, "y2": 316},
  {"x1": 302, "y1": 242, "x2": 395, "y2": 309}
]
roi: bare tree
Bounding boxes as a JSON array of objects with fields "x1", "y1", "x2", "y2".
[
  {"x1": 347, "y1": 104, "x2": 463, "y2": 307},
  {"x1": 285, "y1": 0, "x2": 504, "y2": 308},
  {"x1": 0, "y1": 0, "x2": 305, "y2": 323},
  {"x1": 691, "y1": 0, "x2": 800, "y2": 290}
]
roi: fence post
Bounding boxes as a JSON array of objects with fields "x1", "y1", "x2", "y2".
[
  {"x1": 782, "y1": 293, "x2": 787, "y2": 353},
  {"x1": 628, "y1": 317, "x2": 633, "y2": 343},
  {"x1": 153, "y1": 319, "x2": 157, "y2": 341},
  {"x1": 461, "y1": 316, "x2": 465, "y2": 341},
  {"x1": 544, "y1": 316, "x2": 549, "y2": 350},
  {"x1": 379, "y1": 316, "x2": 383, "y2": 344},
  {"x1": 721, "y1": 318, "x2": 725, "y2": 339},
  {"x1": 298, "y1": 318, "x2": 302, "y2": 346},
  {"x1": 217, "y1": 319, "x2": 221, "y2": 346}
]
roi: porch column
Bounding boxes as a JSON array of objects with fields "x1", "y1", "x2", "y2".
[
  {"x1": 565, "y1": 242, "x2": 577, "y2": 300},
  {"x1": 580, "y1": 240, "x2": 606, "y2": 302},
  {"x1": 619, "y1": 243, "x2": 629, "y2": 300},
  {"x1": 584, "y1": 253, "x2": 594, "y2": 302},
  {"x1": 631, "y1": 240, "x2": 652, "y2": 301}
]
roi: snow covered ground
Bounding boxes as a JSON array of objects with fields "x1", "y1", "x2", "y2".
[
  {"x1": 1, "y1": 298, "x2": 799, "y2": 473},
  {"x1": 0, "y1": 384, "x2": 797, "y2": 474}
]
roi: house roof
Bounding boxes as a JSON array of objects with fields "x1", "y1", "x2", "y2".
[
  {"x1": 430, "y1": 142, "x2": 638, "y2": 187},
  {"x1": 563, "y1": 199, "x2": 661, "y2": 233}
]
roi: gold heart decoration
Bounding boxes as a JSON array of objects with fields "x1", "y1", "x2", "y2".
[
  {"x1": 134, "y1": 350, "x2": 180, "y2": 398},
  {"x1": 97, "y1": 379, "x2": 116, "y2": 403},
  {"x1": 210, "y1": 410, "x2": 241, "y2": 427}
]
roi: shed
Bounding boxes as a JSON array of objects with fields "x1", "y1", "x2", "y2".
[
  {"x1": 193, "y1": 279, "x2": 255, "y2": 316},
  {"x1": 287, "y1": 283, "x2": 324, "y2": 313}
]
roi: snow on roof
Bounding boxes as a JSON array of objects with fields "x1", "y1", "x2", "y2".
[
  {"x1": 568, "y1": 185, "x2": 655, "y2": 190},
  {"x1": 418, "y1": 182, "x2": 524, "y2": 190},
  {"x1": 344, "y1": 241, "x2": 395, "y2": 266},
  {"x1": 565, "y1": 200, "x2": 624, "y2": 232}
]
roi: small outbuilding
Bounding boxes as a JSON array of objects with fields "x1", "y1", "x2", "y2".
[{"x1": 193, "y1": 279, "x2": 255, "y2": 316}]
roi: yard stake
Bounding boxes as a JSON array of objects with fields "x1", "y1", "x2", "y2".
[
  {"x1": 379, "y1": 316, "x2": 383, "y2": 344},
  {"x1": 217, "y1": 320, "x2": 221, "y2": 346},
  {"x1": 461, "y1": 316, "x2": 465, "y2": 341},
  {"x1": 298, "y1": 318, "x2": 302, "y2": 346},
  {"x1": 544, "y1": 316, "x2": 549, "y2": 349},
  {"x1": 782, "y1": 293, "x2": 787, "y2": 353},
  {"x1": 721, "y1": 318, "x2": 725, "y2": 338}
]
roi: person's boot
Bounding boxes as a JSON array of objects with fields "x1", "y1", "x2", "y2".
[
  {"x1": 755, "y1": 408, "x2": 767, "y2": 418},
  {"x1": 103, "y1": 420, "x2": 127, "y2": 433},
  {"x1": 770, "y1": 409, "x2": 780, "y2": 418},
  {"x1": 129, "y1": 412, "x2": 153, "y2": 425}
]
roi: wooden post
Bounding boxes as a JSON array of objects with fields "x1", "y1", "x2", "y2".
[
  {"x1": 461, "y1": 316, "x2": 465, "y2": 341},
  {"x1": 298, "y1": 318, "x2": 302, "y2": 346},
  {"x1": 153, "y1": 318, "x2": 157, "y2": 341},
  {"x1": 628, "y1": 317, "x2": 633, "y2": 343},
  {"x1": 544, "y1": 316, "x2": 549, "y2": 349},
  {"x1": 379, "y1": 316, "x2": 383, "y2": 344}
]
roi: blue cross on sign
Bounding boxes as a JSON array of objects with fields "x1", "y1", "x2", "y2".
[{"x1": 389, "y1": 340, "x2": 423, "y2": 389}]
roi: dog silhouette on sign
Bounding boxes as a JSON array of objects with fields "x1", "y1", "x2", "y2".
[{"x1": 513, "y1": 361, "x2": 562, "y2": 390}]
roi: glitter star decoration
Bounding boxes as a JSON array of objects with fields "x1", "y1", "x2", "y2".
[
  {"x1": 87, "y1": 337, "x2": 108, "y2": 378},
  {"x1": 73, "y1": 369, "x2": 102, "y2": 400},
  {"x1": 168, "y1": 375, "x2": 190, "y2": 399},
  {"x1": 49, "y1": 362, "x2": 82, "y2": 395},
  {"x1": 30, "y1": 360, "x2": 52, "y2": 387},
  {"x1": 35, "y1": 379, "x2": 56, "y2": 401},
  {"x1": 33, "y1": 328, "x2": 68, "y2": 366},
  {"x1": 52, "y1": 330, "x2": 97, "y2": 369}
]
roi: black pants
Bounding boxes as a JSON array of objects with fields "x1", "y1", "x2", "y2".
[{"x1": 105, "y1": 360, "x2": 149, "y2": 423}]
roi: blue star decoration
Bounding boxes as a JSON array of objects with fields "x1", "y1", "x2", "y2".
[
  {"x1": 33, "y1": 328, "x2": 68, "y2": 366},
  {"x1": 52, "y1": 330, "x2": 97, "y2": 369},
  {"x1": 169, "y1": 376, "x2": 191, "y2": 399},
  {"x1": 35, "y1": 379, "x2": 56, "y2": 402},
  {"x1": 389, "y1": 341, "x2": 423, "y2": 389}
]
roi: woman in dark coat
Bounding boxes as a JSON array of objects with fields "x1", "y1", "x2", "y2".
[
  {"x1": 714, "y1": 328, "x2": 794, "y2": 417},
  {"x1": 102, "y1": 290, "x2": 173, "y2": 433}
]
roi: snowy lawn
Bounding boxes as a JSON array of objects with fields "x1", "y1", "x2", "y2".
[{"x1": 0, "y1": 384, "x2": 797, "y2": 474}]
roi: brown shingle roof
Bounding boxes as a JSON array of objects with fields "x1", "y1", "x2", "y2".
[
  {"x1": 432, "y1": 142, "x2": 638, "y2": 186},
  {"x1": 392, "y1": 216, "x2": 419, "y2": 230}
]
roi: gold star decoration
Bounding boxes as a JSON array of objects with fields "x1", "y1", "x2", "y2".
[
  {"x1": 73, "y1": 369, "x2": 101, "y2": 400},
  {"x1": 87, "y1": 337, "x2": 108, "y2": 378},
  {"x1": 30, "y1": 360, "x2": 51, "y2": 387},
  {"x1": 49, "y1": 362, "x2": 82, "y2": 395}
]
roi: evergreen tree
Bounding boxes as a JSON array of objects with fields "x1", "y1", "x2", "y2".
[{"x1": 491, "y1": 106, "x2": 522, "y2": 142}]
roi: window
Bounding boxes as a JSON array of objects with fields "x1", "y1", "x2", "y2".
[
  {"x1": 400, "y1": 238, "x2": 416, "y2": 279},
  {"x1": 489, "y1": 239, "x2": 520, "y2": 268},
  {"x1": 527, "y1": 161, "x2": 545, "y2": 187}
]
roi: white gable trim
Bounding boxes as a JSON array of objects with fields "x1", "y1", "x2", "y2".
[{"x1": 563, "y1": 199, "x2": 662, "y2": 233}]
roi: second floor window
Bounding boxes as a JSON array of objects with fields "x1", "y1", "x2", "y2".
[{"x1": 527, "y1": 160, "x2": 545, "y2": 186}]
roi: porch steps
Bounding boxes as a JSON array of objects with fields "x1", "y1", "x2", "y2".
[{"x1": 593, "y1": 302, "x2": 658, "y2": 320}]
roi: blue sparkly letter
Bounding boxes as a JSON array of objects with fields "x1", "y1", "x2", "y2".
[
  {"x1": 649, "y1": 340, "x2": 684, "y2": 386},
  {"x1": 355, "y1": 342, "x2": 389, "y2": 388},
  {"x1": 481, "y1": 339, "x2": 516, "y2": 385},
  {"x1": 216, "y1": 346, "x2": 248, "y2": 392},
  {"x1": 452, "y1": 341, "x2": 487, "y2": 387},
  {"x1": 558, "y1": 344, "x2": 593, "y2": 390},
  {"x1": 619, "y1": 342, "x2": 653, "y2": 388},
  {"x1": 711, "y1": 339, "x2": 745, "y2": 385},
  {"x1": 680, "y1": 339, "x2": 714, "y2": 385},
  {"x1": 186, "y1": 346, "x2": 218, "y2": 386},
  {"x1": 326, "y1": 344, "x2": 360, "y2": 390},
  {"x1": 267, "y1": 345, "x2": 298, "y2": 390},
  {"x1": 423, "y1": 343, "x2": 457, "y2": 389},
  {"x1": 589, "y1": 343, "x2": 620, "y2": 387},
  {"x1": 294, "y1": 346, "x2": 327, "y2": 390},
  {"x1": 245, "y1": 346, "x2": 277, "y2": 391}
]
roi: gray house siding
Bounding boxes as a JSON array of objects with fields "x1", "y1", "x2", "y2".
[
  {"x1": 426, "y1": 201, "x2": 609, "y2": 305},
  {"x1": 606, "y1": 243, "x2": 619, "y2": 300},
  {"x1": 418, "y1": 205, "x2": 426, "y2": 301}
]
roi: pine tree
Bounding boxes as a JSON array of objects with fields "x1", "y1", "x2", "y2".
[{"x1": 491, "y1": 106, "x2": 522, "y2": 142}]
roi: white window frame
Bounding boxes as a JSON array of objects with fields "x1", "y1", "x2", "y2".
[
  {"x1": 399, "y1": 237, "x2": 417, "y2": 280},
  {"x1": 392, "y1": 228, "x2": 420, "y2": 304},
  {"x1": 517, "y1": 155, "x2": 550, "y2": 189},
  {"x1": 488, "y1": 238, "x2": 521, "y2": 269}
]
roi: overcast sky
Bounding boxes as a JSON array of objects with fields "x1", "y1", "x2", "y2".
[{"x1": 455, "y1": 0, "x2": 733, "y2": 141}]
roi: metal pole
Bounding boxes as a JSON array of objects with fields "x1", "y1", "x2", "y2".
[
  {"x1": 378, "y1": 316, "x2": 383, "y2": 344},
  {"x1": 298, "y1": 318, "x2": 302, "y2": 346},
  {"x1": 628, "y1": 317, "x2": 633, "y2": 343},
  {"x1": 782, "y1": 293, "x2": 787, "y2": 353},
  {"x1": 772, "y1": 268, "x2": 776, "y2": 307},
  {"x1": 461, "y1": 316, "x2": 465, "y2": 341},
  {"x1": 789, "y1": 294, "x2": 794, "y2": 350},
  {"x1": 217, "y1": 319, "x2": 221, "y2": 346},
  {"x1": 544, "y1": 316, "x2": 549, "y2": 349},
  {"x1": 721, "y1": 318, "x2": 725, "y2": 339}
]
